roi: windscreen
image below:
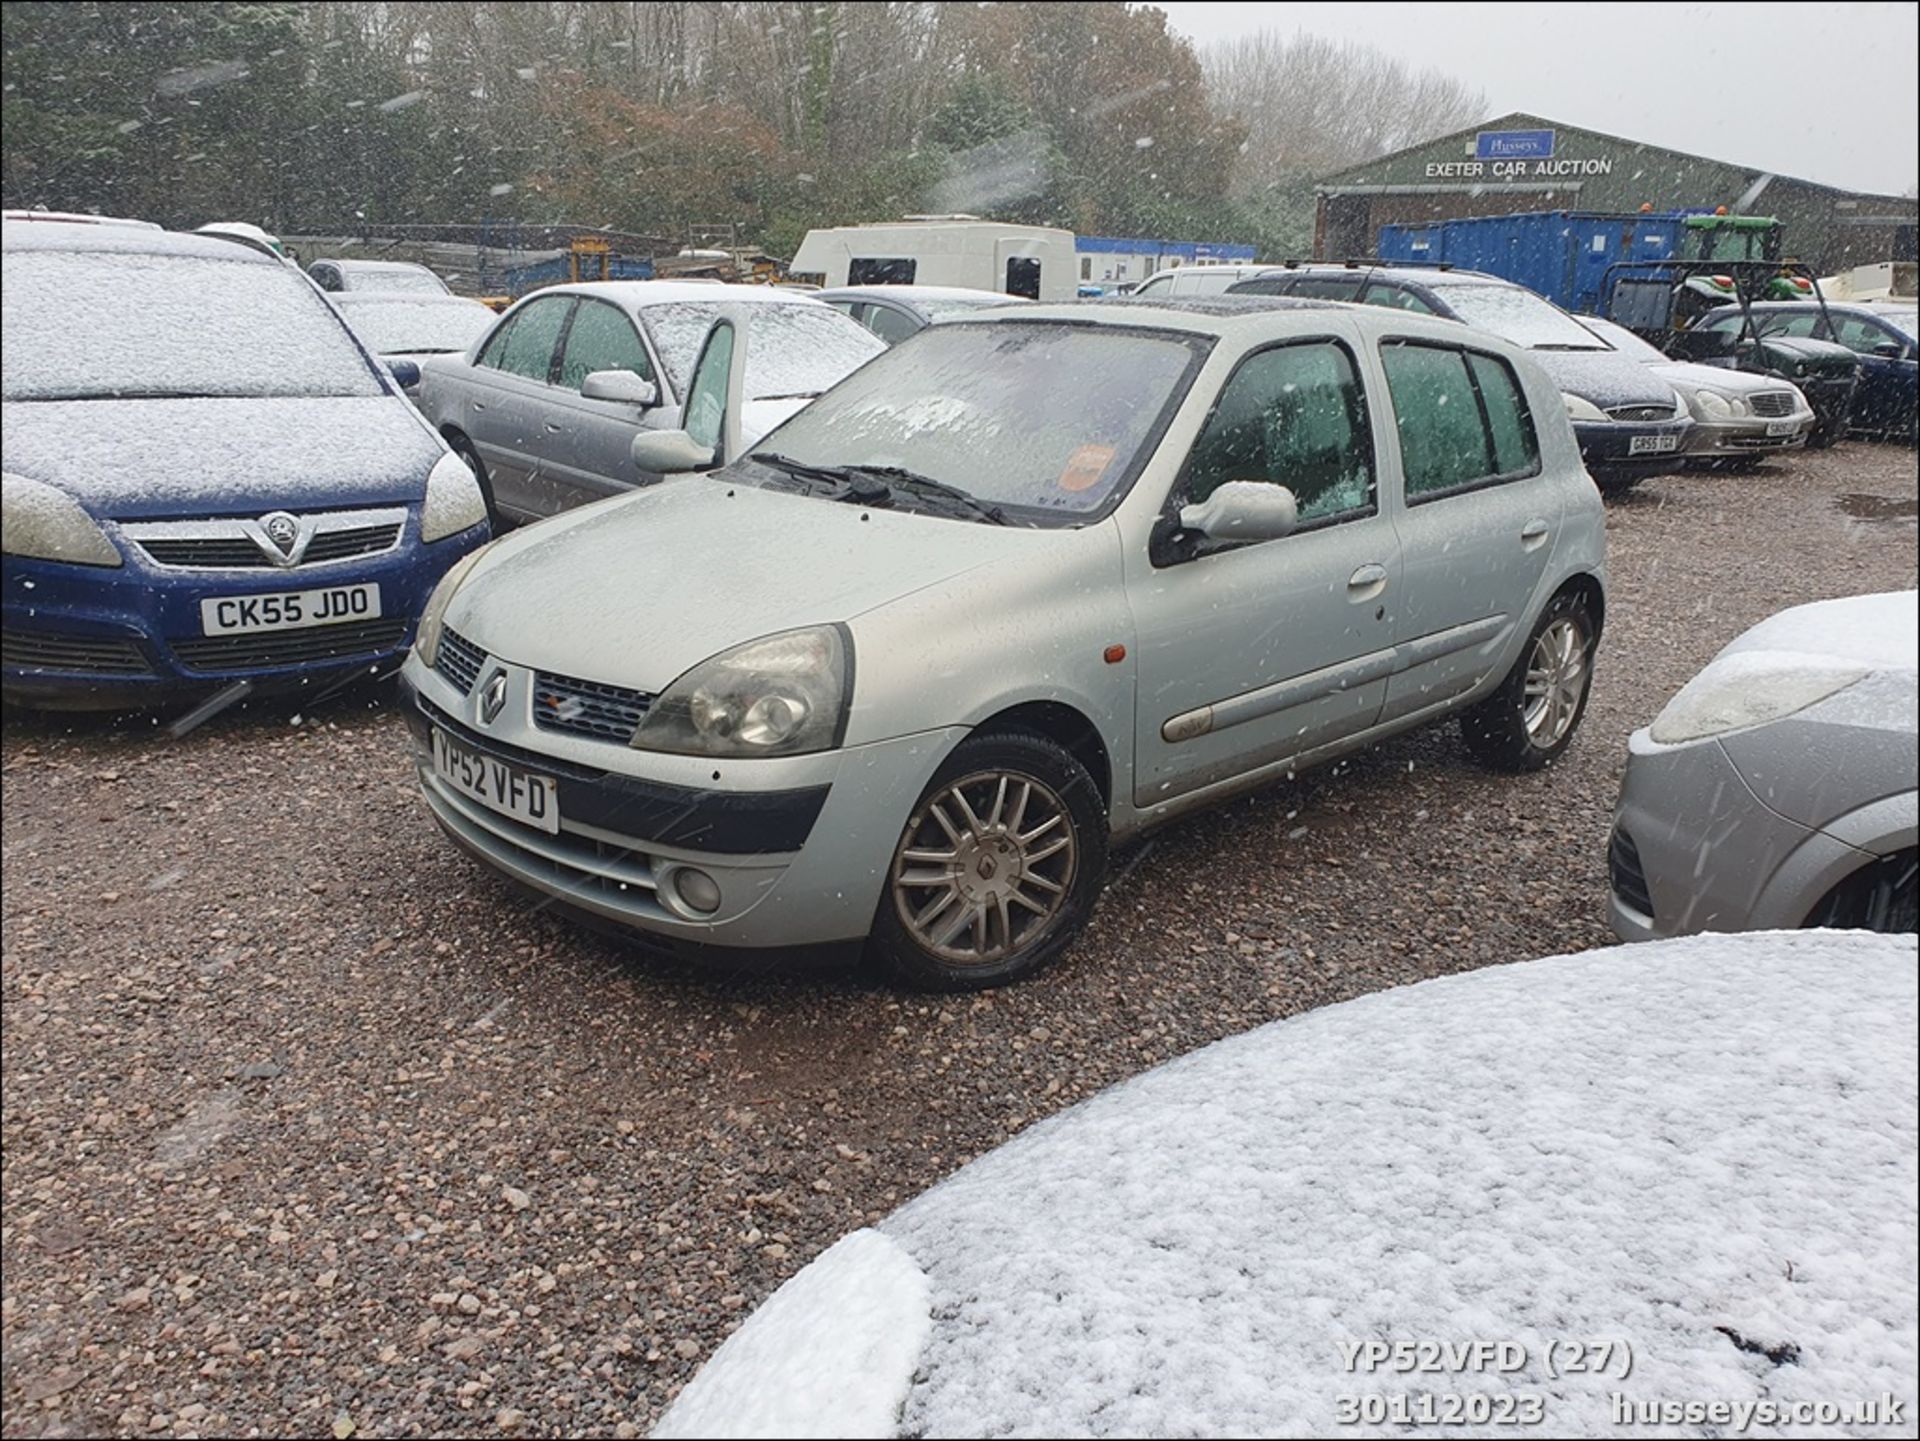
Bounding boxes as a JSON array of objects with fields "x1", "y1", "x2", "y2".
[
  {"x1": 745, "y1": 320, "x2": 1208, "y2": 521},
  {"x1": 1428, "y1": 281, "x2": 1609, "y2": 350},
  {"x1": 3, "y1": 249, "x2": 382, "y2": 400},
  {"x1": 336, "y1": 297, "x2": 494, "y2": 355},
  {"x1": 644, "y1": 301, "x2": 884, "y2": 401}
]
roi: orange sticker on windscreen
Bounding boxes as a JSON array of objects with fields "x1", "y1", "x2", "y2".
[{"x1": 1059, "y1": 444, "x2": 1117, "y2": 493}]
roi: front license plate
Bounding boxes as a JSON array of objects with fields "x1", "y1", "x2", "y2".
[
  {"x1": 200, "y1": 582, "x2": 380, "y2": 636},
  {"x1": 1628, "y1": 434, "x2": 1681, "y2": 456},
  {"x1": 432, "y1": 728, "x2": 560, "y2": 834},
  {"x1": 1765, "y1": 419, "x2": 1800, "y2": 437}
]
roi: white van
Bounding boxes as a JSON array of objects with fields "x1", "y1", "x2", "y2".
[
  {"x1": 1130, "y1": 262, "x2": 1274, "y2": 298},
  {"x1": 788, "y1": 218, "x2": 1077, "y2": 302}
]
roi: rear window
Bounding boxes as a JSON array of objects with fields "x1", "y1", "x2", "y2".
[
  {"x1": 643, "y1": 301, "x2": 883, "y2": 402},
  {"x1": 3, "y1": 249, "x2": 382, "y2": 401},
  {"x1": 334, "y1": 298, "x2": 493, "y2": 356},
  {"x1": 344, "y1": 267, "x2": 445, "y2": 296}
]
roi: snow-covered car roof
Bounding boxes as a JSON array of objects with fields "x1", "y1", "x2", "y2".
[
  {"x1": 658, "y1": 929, "x2": 1919, "y2": 1438},
  {"x1": 816, "y1": 284, "x2": 1032, "y2": 306},
  {"x1": 1, "y1": 218, "x2": 280, "y2": 264}
]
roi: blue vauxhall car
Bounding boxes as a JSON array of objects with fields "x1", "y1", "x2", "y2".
[{"x1": 1, "y1": 215, "x2": 492, "y2": 709}]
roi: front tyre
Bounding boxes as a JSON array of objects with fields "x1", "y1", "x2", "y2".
[
  {"x1": 870, "y1": 732, "x2": 1107, "y2": 991},
  {"x1": 1462, "y1": 589, "x2": 1597, "y2": 773}
]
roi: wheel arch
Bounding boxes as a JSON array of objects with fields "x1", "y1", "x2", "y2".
[{"x1": 969, "y1": 700, "x2": 1114, "y2": 808}]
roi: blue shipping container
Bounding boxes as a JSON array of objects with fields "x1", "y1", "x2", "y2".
[{"x1": 1377, "y1": 211, "x2": 1697, "y2": 314}]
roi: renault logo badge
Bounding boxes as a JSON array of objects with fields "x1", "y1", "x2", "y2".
[{"x1": 479, "y1": 670, "x2": 508, "y2": 726}]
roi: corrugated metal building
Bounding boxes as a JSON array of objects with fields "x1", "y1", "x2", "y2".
[{"x1": 1315, "y1": 112, "x2": 1916, "y2": 275}]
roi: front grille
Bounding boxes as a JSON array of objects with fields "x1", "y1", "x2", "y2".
[
  {"x1": 301, "y1": 523, "x2": 404, "y2": 564},
  {"x1": 533, "y1": 671, "x2": 652, "y2": 744},
  {"x1": 136, "y1": 537, "x2": 275, "y2": 568},
  {"x1": 171, "y1": 618, "x2": 407, "y2": 673},
  {"x1": 436, "y1": 627, "x2": 487, "y2": 695},
  {"x1": 1747, "y1": 390, "x2": 1796, "y2": 418},
  {"x1": 2, "y1": 629, "x2": 152, "y2": 675},
  {"x1": 123, "y1": 509, "x2": 406, "y2": 571},
  {"x1": 1609, "y1": 827, "x2": 1654, "y2": 919},
  {"x1": 1608, "y1": 404, "x2": 1673, "y2": 422}
]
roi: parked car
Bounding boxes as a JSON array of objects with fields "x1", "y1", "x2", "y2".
[
  {"x1": 817, "y1": 284, "x2": 1028, "y2": 345},
  {"x1": 329, "y1": 292, "x2": 498, "y2": 397},
  {"x1": 414, "y1": 282, "x2": 884, "y2": 523},
  {"x1": 1131, "y1": 261, "x2": 1276, "y2": 298},
  {"x1": 1, "y1": 209, "x2": 159, "y2": 230},
  {"x1": 656, "y1": 929, "x2": 1918, "y2": 1438},
  {"x1": 193, "y1": 220, "x2": 297, "y2": 265},
  {"x1": 1, "y1": 217, "x2": 492, "y2": 709},
  {"x1": 1576, "y1": 315, "x2": 1813, "y2": 468},
  {"x1": 1228, "y1": 265, "x2": 1693, "y2": 490},
  {"x1": 1609, "y1": 590, "x2": 1917, "y2": 941},
  {"x1": 308, "y1": 258, "x2": 453, "y2": 297},
  {"x1": 1695, "y1": 300, "x2": 1916, "y2": 442},
  {"x1": 398, "y1": 296, "x2": 1605, "y2": 989}
]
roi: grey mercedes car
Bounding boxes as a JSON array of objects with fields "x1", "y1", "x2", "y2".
[
  {"x1": 1609, "y1": 591, "x2": 1918, "y2": 940},
  {"x1": 399, "y1": 296, "x2": 1607, "y2": 989}
]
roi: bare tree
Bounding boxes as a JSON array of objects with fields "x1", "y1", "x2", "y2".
[{"x1": 1204, "y1": 30, "x2": 1487, "y2": 189}]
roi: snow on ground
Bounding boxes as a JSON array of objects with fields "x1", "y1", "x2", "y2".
[
  {"x1": 656, "y1": 931, "x2": 1918, "y2": 1439},
  {"x1": 652, "y1": 1229, "x2": 931, "y2": 1440}
]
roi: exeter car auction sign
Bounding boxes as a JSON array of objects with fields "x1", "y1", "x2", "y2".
[{"x1": 1426, "y1": 131, "x2": 1615, "y2": 180}]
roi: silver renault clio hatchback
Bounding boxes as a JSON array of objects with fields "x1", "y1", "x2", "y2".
[{"x1": 399, "y1": 296, "x2": 1607, "y2": 989}]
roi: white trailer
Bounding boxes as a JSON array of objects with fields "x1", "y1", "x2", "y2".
[{"x1": 788, "y1": 217, "x2": 1078, "y2": 302}]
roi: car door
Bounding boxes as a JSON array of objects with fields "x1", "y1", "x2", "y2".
[
  {"x1": 453, "y1": 295, "x2": 575, "y2": 518},
  {"x1": 536, "y1": 296, "x2": 668, "y2": 511},
  {"x1": 682, "y1": 311, "x2": 748, "y2": 469},
  {"x1": 1370, "y1": 338, "x2": 1559, "y2": 724},
  {"x1": 1128, "y1": 330, "x2": 1401, "y2": 807},
  {"x1": 860, "y1": 299, "x2": 923, "y2": 345},
  {"x1": 1823, "y1": 311, "x2": 1916, "y2": 433}
]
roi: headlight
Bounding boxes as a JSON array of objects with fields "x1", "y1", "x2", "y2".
[
  {"x1": 1648, "y1": 654, "x2": 1867, "y2": 744},
  {"x1": 1562, "y1": 393, "x2": 1608, "y2": 423},
  {"x1": 414, "y1": 545, "x2": 487, "y2": 667},
  {"x1": 420, "y1": 451, "x2": 489, "y2": 543},
  {"x1": 1689, "y1": 388, "x2": 1739, "y2": 421},
  {"x1": 631, "y1": 625, "x2": 851, "y2": 758},
  {"x1": 1, "y1": 472, "x2": 122, "y2": 567}
]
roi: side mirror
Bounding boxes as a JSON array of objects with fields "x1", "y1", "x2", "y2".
[
  {"x1": 1870, "y1": 341, "x2": 1905, "y2": 360},
  {"x1": 582, "y1": 370, "x2": 659, "y2": 407},
  {"x1": 386, "y1": 359, "x2": 421, "y2": 390},
  {"x1": 1179, "y1": 481, "x2": 1298, "y2": 544},
  {"x1": 631, "y1": 429, "x2": 716, "y2": 476}
]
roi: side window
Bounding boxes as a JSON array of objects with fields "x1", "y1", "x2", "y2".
[
  {"x1": 483, "y1": 297, "x2": 571, "y2": 382},
  {"x1": 1179, "y1": 340, "x2": 1375, "y2": 530},
  {"x1": 1006, "y1": 256, "x2": 1041, "y2": 300},
  {"x1": 684, "y1": 321, "x2": 735, "y2": 454},
  {"x1": 558, "y1": 300, "x2": 653, "y2": 392},
  {"x1": 1135, "y1": 275, "x2": 1172, "y2": 295},
  {"x1": 1381, "y1": 342, "x2": 1540, "y2": 502},
  {"x1": 1832, "y1": 314, "x2": 1895, "y2": 353},
  {"x1": 312, "y1": 265, "x2": 341, "y2": 292},
  {"x1": 848, "y1": 257, "x2": 915, "y2": 286},
  {"x1": 1230, "y1": 278, "x2": 1291, "y2": 297},
  {"x1": 825, "y1": 300, "x2": 861, "y2": 320},
  {"x1": 1362, "y1": 283, "x2": 1436, "y2": 315},
  {"x1": 1699, "y1": 311, "x2": 1745, "y2": 335},
  {"x1": 1080, "y1": 256, "x2": 1093, "y2": 281},
  {"x1": 1758, "y1": 311, "x2": 1819, "y2": 339},
  {"x1": 1290, "y1": 275, "x2": 1364, "y2": 301},
  {"x1": 864, "y1": 304, "x2": 920, "y2": 345}
]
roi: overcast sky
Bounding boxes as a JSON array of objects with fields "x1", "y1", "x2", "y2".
[{"x1": 1159, "y1": 1, "x2": 1919, "y2": 197}]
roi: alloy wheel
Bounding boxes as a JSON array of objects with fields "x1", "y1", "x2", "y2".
[{"x1": 1523, "y1": 616, "x2": 1589, "y2": 748}]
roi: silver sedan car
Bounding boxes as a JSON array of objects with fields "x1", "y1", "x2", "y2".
[
  {"x1": 1579, "y1": 315, "x2": 1814, "y2": 468},
  {"x1": 1609, "y1": 591, "x2": 1917, "y2": 940},
  {"x1": 400, "y1": 296, "x2": 1607, "y2": 989},
  {"x1": 415, "y1": 281, "x2": 882, "y2": 523}
]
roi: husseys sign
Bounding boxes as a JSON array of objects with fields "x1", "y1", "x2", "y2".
[{"x1": 1425, "y1": 130, "x2": 1614, "y2": 180}]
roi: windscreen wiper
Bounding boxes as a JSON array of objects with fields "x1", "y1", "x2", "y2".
[{"x1": 746, "y1": 454, "x2": 1011, "y2": 525}]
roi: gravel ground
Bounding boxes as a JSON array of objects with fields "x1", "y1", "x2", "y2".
[{"x1": 3, "y1": 443, "x2": 1916, "y2": 1439}]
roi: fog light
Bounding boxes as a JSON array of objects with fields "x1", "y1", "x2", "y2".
[{"x1": 674, "y1": 868, "x2": 722, "y2": 915}]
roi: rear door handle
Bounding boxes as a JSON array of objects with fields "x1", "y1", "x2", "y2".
[
  {"x1": 544, "y1": 421, "x2": 565, "y2": 433},
  {"x1": 1347, "y1": 563, "x2": 1389, "y2": 601},
  {"x1": 470, "y1": 400, "x2": 487, "y2": 412},
  {"x1": 1521, "y1": 519, "x2": 1551, "y2": 549}
]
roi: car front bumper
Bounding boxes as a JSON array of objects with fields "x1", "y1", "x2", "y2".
[
  {"x1": 399, "y1": 658, "x2": 962, "y2": 951},
  {"x1": 2, "y1": 520, "x2": 488, "y2": 709},
  {"x1": 1606, "y1": 725, "x2": 1872, "y2": 941},
  {"x1": 1573, "y1": 417, "x2": 1694, "y2": 484},
  {"x1": 1682, "y1": 412, "x2": 1814, "y2": 459}
]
